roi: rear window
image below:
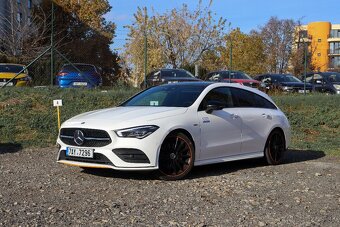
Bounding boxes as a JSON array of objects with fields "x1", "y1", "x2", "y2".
[{"x1": 62, "y1": 65, "x2": 96, "y2": 72}]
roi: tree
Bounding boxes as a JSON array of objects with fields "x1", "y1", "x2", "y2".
[
  {"x1": 124, "y1": 1, "x2": 227, "y2": 84},
  {"x1": 0, "y1": 1, "x2": 49, "y2": 62},
  {"x1": 256, "y1": 17, "x2": 297, "y2": 74},
  {"x1": 222, "y1": 28, "x2": 266, "y2": 76}
]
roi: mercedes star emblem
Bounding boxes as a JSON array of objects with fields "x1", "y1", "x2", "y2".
[{"x1": 74, "y1": 130, "x2": 85, "y2": 145}]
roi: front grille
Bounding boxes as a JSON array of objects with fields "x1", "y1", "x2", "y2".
[
  {"x1": 0, "y1": 78, "x2": 17, "y2": 86},
  {"x1": 59, "y1": 150, "x2": 113, "y2": 165},
  {"x1": 60, "y1": 128, "x2": 112, "y2": 147}
]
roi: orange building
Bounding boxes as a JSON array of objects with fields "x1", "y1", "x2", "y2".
[{"x1": 296, "y1": 22, "x2": 340, "y2": 72}]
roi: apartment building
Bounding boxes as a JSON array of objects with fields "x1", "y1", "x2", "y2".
[{"x1": 296, "y1": 21, "x2": 340, "y2": 72}]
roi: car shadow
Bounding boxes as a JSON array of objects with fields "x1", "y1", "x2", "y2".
[
  {"x1": 81, "y1": 149, "x2": 325, "y2": 180},
  {"x1": 0, "y1": 143, "x2": 23, "y2": 155}
]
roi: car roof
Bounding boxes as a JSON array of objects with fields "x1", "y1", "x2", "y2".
[
  {"x1": 63, "y1": 63, "x2": 95, "y2": 67},
  {"x1": 0, "y1": 63, "x2": 25, "y2": 66}
]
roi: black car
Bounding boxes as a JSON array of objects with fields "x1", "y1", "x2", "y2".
[
  {"x1": 304, "y1": 72, "x2": 340, "y2": 94},
  {"x1": 141, "y1": 68, "x2": 201, "y2": 88},
  {"x1": 254, "y1": 74, "x2": 313, "y2": 93}
]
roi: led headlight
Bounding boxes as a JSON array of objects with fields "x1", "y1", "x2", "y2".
[{"x1": 114, "y1": 125, "x2": 159, "y2": 139}]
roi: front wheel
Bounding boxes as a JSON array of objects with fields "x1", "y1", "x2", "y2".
[
  {"x1": 158, "y1": 132, "x2": 194, "y2": 180},
  {"x1": 264, "y1": 130, "x2": 286, "y2": 165}
]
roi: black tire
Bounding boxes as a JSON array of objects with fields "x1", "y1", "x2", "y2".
[
  {"x1": 264, "y1": 129, "x2": 286, "y2": 165},
  {"x1": 158, "y1": 132, "x2": 195, "y2": 180}
]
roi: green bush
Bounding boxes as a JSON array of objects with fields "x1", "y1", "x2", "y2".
[{"x1": 0, "y1": 88, "x2": 339, "y2": 156}]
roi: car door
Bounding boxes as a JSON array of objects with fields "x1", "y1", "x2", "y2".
[
  {"x1": 229, "y1": 87, "x2": 275, "y2": 154},
  {"x1": 197, "y1": 87, "x2": 242, "y2": 160}
]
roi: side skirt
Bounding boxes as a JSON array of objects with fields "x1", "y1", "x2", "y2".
[{"x1": 194, "y1": 151, "x2": 264, "y2": 166}]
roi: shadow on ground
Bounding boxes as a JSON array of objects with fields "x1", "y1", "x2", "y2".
[
  {"x1": 0, "y1": 143, "x2": 23, "y2": 154},
  {"x1": 81, "y1": 149, "x2": 325, "y2": 180}
]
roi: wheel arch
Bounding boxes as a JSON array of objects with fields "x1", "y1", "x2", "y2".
[{"x1": 269, "y1": 127, "x2": 287, "y2": 150}]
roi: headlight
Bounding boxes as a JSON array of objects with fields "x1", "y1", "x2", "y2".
[
  {"x1": 18, "y1": 76, "x2": 31, "y2": 81},
  {"x1": 114, "y1": 125, "x2": 159, "y2": 139},
  {"x1": 333, "y1": 84, "x2": 340, "y2": 90},
  {"x1": 282, "y1": 86, "x2": 293, "y2": 91}
]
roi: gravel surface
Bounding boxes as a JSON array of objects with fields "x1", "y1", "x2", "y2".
[{"x1": 0, "y1": 146, "x2": 339, "y2": 226}]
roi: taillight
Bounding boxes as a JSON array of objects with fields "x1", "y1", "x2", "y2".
[{"x1": 57, "y1": 72, "x2": 68, "y2": 76}]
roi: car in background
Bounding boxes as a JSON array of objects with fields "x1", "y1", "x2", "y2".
[
  {"x1": 57, "y1": 82, "x2": 290, "y2": 180},
  {"x1": 304, "y1": 72, "x2": 340, "y2": 94},
  {"x1": 141, "y1": 68, "x2": 201, "y2": 88},
  {"x1": 56, "y1": 63, "x2": 102, "y2": 88},
  {"x1": 254, "y1": 74, "x2": 313, "y2": 93},
  {"x1": 0, "y1": 63, "x2": 31, "y2": 87},
  {"x1": 202, "y1": 70, "x2": 263, "y2": 89}
]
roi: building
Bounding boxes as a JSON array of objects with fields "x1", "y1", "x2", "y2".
[
  {"x1": 296, "y1": 21, "x2": 340, "y2": 72},
  {"x1": 0, "y1": 0, "x2": 40, "y2": 55}
]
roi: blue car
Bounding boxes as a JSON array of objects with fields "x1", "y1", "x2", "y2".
[{"x1": 56, "y1": 64, "x2": 102, "y2": 88}]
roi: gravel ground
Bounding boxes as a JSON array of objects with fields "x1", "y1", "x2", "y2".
[{"x1": 0, "y1": 146, "x2": 339, "y2": 226}]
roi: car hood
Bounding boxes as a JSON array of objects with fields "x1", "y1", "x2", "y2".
[
  {"x1": 63, "y1": 106, "x2": 188, "y2": 129},
  {"x1": 0, "y1": 73, "x2": 27, "y2": 79}
]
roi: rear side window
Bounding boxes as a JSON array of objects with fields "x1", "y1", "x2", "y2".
[{"x1": 230, "y1": 88, "x2": 277, "y2": 109}]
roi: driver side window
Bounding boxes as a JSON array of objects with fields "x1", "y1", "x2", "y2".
[{"x1": 198, "y1": 87, "x2": 233, "y2": 111}]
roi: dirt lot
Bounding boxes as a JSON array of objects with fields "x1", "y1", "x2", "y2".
[{"x1": 0, "y1": 146, "x2": 339, "y2": 226}]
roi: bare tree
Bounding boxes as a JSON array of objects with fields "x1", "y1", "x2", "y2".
[
  {"x1": 0, "y1": 1, "x2": 49, "y2": 62},
  {"x1": 256, "y1": 17, "x2": 296, "y2": 74}
]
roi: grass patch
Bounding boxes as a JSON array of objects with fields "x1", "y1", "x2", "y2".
[{"x1": 0, "y1": 88, "x2": 339, "y2": 156}]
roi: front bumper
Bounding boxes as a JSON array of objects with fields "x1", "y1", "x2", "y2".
[{"x1": 57, "y1": 128, "x2": 162, "y2": 170}]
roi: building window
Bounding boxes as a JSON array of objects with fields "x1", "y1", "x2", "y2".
[
  {"x1": 299, "y1": 30, "x2": 308, "y2": 38},
  {"x1": 17, "y1": 12, "x2": 22, "y2": 22},
  {"x1": 318, "y1": 38, "x2": 321, "y2": 42},
  {"x1": 330, "y1": 42, "x2": 340, "y2": 54},
  {"x1": 330, "y1": 29, "x2": 340, "y2": 38},
  {"x1": 317, "y1": 53, "x2": 321, "y2": 57}
]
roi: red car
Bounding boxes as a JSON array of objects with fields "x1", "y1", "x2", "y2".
[{"x1": 203, "y1": 70, "x2": 263, "y2": 89}]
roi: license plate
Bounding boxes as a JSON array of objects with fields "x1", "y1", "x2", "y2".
[
  {"x1": 298, "y1": 90, "x2": 309, "y2": 93},
  {"x1": 66, "y1": 147, "x2": 94, "y2": 158},
  {"x1": 73, "y1": 82, "x2": 87, "y2": 86},
  {"x1": 0, "y1": 82, "x2": 13, "y2": 86}
]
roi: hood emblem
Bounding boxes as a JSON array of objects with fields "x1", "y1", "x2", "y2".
[{"x1": 74, "y1": 130, "x2": 85, "y2": 145}]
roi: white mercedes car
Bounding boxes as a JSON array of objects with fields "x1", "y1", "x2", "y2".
[{"x1": 57, "y1": 82, "x2": 291, "y2": 180}]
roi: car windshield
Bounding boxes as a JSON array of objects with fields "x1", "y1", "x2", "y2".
[
  {"x1": 219, "y1": 71, "x2": 252, "y2": 80},
  {"x1": 62, "y1": 64, "x2": 96, "y2": 72},
  {"x1": 121, "y1": 84, "x2": 208, "y2": 107},
  {"x1": 272, "y1": 75, "x2": 301, "y2": 83},
  {"x1": 0, "y1": 64, "x2": 24, "y2": 73},
  {"x1": 324, "y1": 73, "x2": 340, "y2": 83},
  {"x1": 162, "y1": 70, "x2": 195, "y2": 78}
]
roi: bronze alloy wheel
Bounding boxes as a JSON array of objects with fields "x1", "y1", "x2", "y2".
[
  {"x1": 158, "y1": 132, "x2": 194, "y2": 180},
  {"x1": 265, "y1": 130, "x2": 286, "y2": 165}
]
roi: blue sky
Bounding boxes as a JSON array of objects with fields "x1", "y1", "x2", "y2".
[{"x1": 106, "y1": 0, "x2": 339, "y2": 52}]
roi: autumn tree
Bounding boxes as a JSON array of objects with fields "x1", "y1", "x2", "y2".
[
  {"x1": 30, "y1": 0, "x2": 119, "y2": 85},
  {"x1": 222, "y1": 28, "x2": 266, "y2": 76},
  {"x1": 124, "y1": 1, "x2": 226, "y2": 84},
  {"x1": 255, "y1": 17, "x2": 297, "y2": 74}
]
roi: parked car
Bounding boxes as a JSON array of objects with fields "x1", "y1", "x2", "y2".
[
  {"x1": 304, "y1": 72, "x2": 340, "y2": 94},
  {"x1": 0, "y1": 63, "x2": 31, "y2": 87},
  {"x1": 254, "y1": 74, "x2": 313, "y2": 93},
  {"x1": 141, "y1": 68, "x2": 201, "y2": 88},
  {"x1": 57, "y1": 82, "x2": 291, "y2": 180},
  {"x1": 202, "y1": 70, "x2": 263, "y2": 89},
  {"x1": 56, "y1": 63, "x2": 102, "y2": 88}
]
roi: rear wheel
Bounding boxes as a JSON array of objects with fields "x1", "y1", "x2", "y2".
[
  {"x1": 264, "y1": 129, "x2": 286, "y2": 165},
  {"x1": 158, "y1": 132, "x2": 194, "y2": 180}
]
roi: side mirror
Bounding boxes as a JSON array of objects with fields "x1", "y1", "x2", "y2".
[{"x1": 205, "y1": 104, "x2": 224, "y2": 114}]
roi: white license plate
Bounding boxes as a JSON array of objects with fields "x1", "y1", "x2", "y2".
[
  {"x1": 66, "y1": 147, "x2": 94, "y2": 158},
  {"x1": 0, "y1": 82, "x2": 13, "y2": 86},
  {"x1": 73, "y1": 82, "x2": 87, "y2": 86},
  {"x1": 298, "y1": 90, "x2": 309, "y2": 93}
]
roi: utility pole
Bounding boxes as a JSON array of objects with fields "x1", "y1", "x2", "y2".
[
  {"x1": 50, "y1": 1, "x2": 55, "y2": 86},
  {"x1": 304, "y1": 42, "x2": 307, "y2": 95},
  {"x1": 228, "y1": 23, "x2": 232, "y2": 83},
  {"x1": 143, "y1": 14, "x2": 148, "y2": 89}
]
